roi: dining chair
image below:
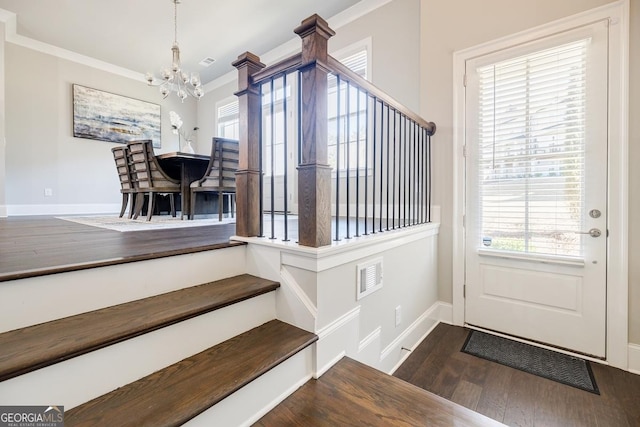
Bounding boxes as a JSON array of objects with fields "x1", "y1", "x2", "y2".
[
  {"x1": 111, "y1": 145, "x2": 137, "y2": 218},
  {"x1": 190, "y1": 137, "x2": 239, "y2": 221},
  {"x1": 128, "y1": 140, "x2": 182, "y2": 221}
]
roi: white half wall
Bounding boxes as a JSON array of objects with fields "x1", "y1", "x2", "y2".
[{"x1": 238, "y1": 223, "x2": 440, "y2": 375}]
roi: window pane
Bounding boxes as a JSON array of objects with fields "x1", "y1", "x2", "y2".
[{"x1": 477, "y1": 39, "x2": 588, "y2": 257}]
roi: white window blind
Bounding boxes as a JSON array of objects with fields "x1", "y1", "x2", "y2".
[
  {"x1": 217, "y1": 100, "x2": 239, "y2": 139},
  {"x1": 476, "y1": 39, "x2": 589, "y2": 257}
]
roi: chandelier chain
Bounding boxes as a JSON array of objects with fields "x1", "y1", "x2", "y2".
[{"x1": 173, "y1": 0, "x2": 178, "y2": 45}]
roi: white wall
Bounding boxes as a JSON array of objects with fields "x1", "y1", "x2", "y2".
[{"x1": 3, "y1": 42, "x2": 197, "y2": 215}]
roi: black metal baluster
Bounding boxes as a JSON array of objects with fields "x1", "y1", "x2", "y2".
[
  {"x1": 378, "y1": 101, "x2": 382, "y2": 231},
  {"x1": 335, "y1": 75, "x2": 341, "y2": 241},
  {"x1": 355, "y1": 89, "x2": 361, "y2": 237},
  {"x1": 269, "y1": 78, "x2": 276, "y2": 239},
  {"x1": 380, "y1": 105, "x2": 391, "y2": 231},
  {"x1": 410, "y1": 119, "x2": 414, "y2": 226},
  {"x1": 405, "y1": 118, "x2": 409, "y2": 227},
  {"x1": 403, "y1": 114, "x2": 408, "y2": 227},
  {"x1": 364, "y1": 95, "x2": 370, "y2": 235},
  {"x1": 392, "y1": 109, "x2": 397, "y2": 229},
  {"x1": 418, "y1": 123, "x2": 423, "y2": 223},
  {"x1": 297, "y1": 71, "x2": 302, "y2": 240},
  {"x1": 282, "y1": 73, "x2": 289, "y2": 241},
  {"x1": 371, "y1": 99, "x2": 377, "y2": 234},
  {"x1": 345, "y1": 81, "x2": 351, "y2": 239},
  {"x1": 402, "y1": 116, "x2": 411, "y2": 227},
  {"x1": 413, "y1": 122, "x2": 420, "y2": 224},
  {"x1": 427, "y1": 129, "x2": 431, "y2": 222},
  {"x1": 405, "y1": 117, "x2": 413, "y2": 227},
  {"x1": 257, "y1": 83, "x2": 264, "y2": 237}
]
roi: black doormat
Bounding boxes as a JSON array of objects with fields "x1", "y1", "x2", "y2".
[{"x1": 461, "y1": 330, "x2": 599, "y2": 394}]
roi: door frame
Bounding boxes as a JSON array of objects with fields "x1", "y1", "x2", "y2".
[{"x1": 451, "y1": 0, "x2": 629, "y2": 369}]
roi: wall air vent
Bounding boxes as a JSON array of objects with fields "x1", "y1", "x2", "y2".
[
  {"x1": 356, "y1": 258, "x2": 383, "y2": 300},
  {"x1": 199, "y1": 57, "x2": 216, "y2": 67}
]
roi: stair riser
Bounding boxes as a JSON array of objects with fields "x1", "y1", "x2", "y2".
[
  {"x1": 0, "y1": 245, "x2": 246, "y2": 333},
  {"x1": 183, "y1": 345, "x2": 315, "y2": 427},
  {"x1": 0, "y1": 292, "x2": 275, "y2": 409}
]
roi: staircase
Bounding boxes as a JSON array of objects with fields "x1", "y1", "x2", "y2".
[{"x1": 0, "y1": 246, "x2": 317, "y2": 426}]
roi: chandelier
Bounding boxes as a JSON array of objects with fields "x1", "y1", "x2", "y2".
[{"x1": 145, "y1": 0, "x2": 204, "y2": 101}]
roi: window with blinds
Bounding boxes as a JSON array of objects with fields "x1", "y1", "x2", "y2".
[
  {"x1": 217, "y1": 100, "x2": 239, "y2": 139},
  {"x1": 476, "y1": 39, "x2": 588, "y2": 257}
]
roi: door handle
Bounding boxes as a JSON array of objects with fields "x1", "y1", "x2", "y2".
[{"x1": 576, "y1": 228, "x2": 602, "y2": 238}]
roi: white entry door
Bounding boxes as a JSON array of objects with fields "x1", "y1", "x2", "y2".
[{"x1": 464, "y1": 21, "x2": 609, "y2": 357}]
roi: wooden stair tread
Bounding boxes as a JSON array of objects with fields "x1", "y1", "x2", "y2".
[
  {"x1": 65, "y1": 319, "x2": 317, "y2": 427},
  {"x1": 255, "y1": 357, "x2": 506, "y2": 426},
  {"x1": 0, "y1": 274, "x2": 279, "y2": 382}
]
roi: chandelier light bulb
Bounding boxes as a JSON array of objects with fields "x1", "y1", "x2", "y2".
[{"x1": 190, "y1": 72, "x2": 201, "y2": 87}]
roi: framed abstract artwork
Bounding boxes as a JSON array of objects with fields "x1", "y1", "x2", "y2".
[{"x1": 73, "y1": 84, "x2": 161, "y2": 148}]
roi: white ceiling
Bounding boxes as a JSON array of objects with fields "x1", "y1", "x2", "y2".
[{"x1": 0, "y1": 0, "x2": 363, "y2": 86}]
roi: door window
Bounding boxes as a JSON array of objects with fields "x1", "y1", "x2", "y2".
[{"x1": 473, "y1": 39, "x2": 592, "y2": 257}]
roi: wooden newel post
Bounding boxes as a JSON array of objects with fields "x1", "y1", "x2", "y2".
[
  {"x1": 294, "y1": 14, "x2": 335, "y2": 248},
  {"x1": 233, "y1": 52, "x2": 266, "y2": 237}
]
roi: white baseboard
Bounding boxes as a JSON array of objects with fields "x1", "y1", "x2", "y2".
[
  {"x1": 436, "y1": 301, "x2": 453, "y2": 324},
  {"x1": 380, "y1": 300, "x2": 447, "y2": 374},
  {"x1": 383, "y1": 301, "x2": 452, "y2": 374},
  {"x1": 0, "y1": 204, "x2": 7, "y2": 217},
  {"x1": 7, "y1": 204, "x2": 120, "y2": 216},
  {"x1": 629, "y1": 343, "x2": 640, "y2": 375}
]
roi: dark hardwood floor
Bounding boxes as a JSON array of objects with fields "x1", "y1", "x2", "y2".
[
  {"x1": 0, "y1": 216, "x2": 239, "y2": 282},
  {"x1": 256, "y1": 357, "x2": 504, "y2": 426},
  {"x1": 394, "y1": 323, "x2": 640, "y2": 427}
]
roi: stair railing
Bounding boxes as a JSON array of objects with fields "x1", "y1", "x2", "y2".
[{"x1": 233, "y1": 14, "x2": 435, "y2": 248}]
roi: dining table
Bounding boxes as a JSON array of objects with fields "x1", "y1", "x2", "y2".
[{"x1": 156, "y1": 152, "x2": 210, "y2": 219}]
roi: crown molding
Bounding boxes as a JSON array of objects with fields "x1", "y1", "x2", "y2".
[{"x1": 0, "y1": 8, "x2": 144, "y2": 82}]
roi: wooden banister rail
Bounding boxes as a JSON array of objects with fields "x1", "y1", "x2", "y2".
[
  {"x1": 251, "y1": 53, "x2": 302, "y2": 85},
  {"x1": 326, "y1": 56, "x2": 436, "y2": 136}
]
